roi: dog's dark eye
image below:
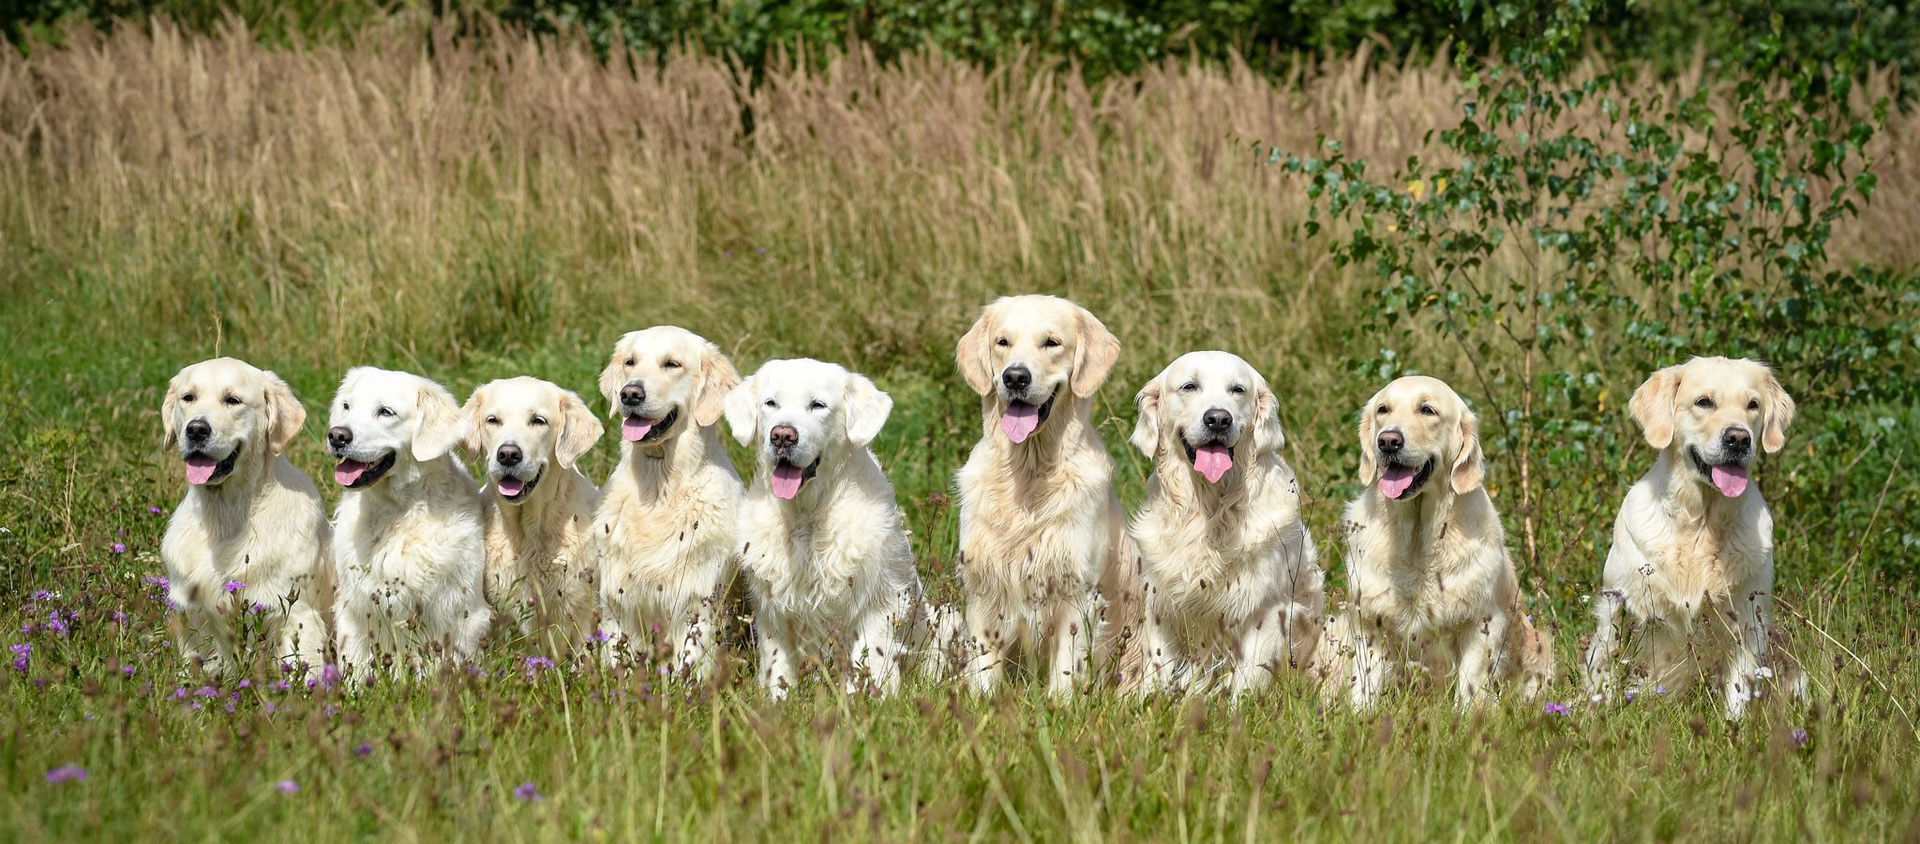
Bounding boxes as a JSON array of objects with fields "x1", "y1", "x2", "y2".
[
  {"x1": 1180, "y1": 382, "x2": 1199, "y2": 393},
  {"x1": 1747, "y1": 399, "x2": 1760, "y2": 411},
  {"x1": 662, "y1": 359, "x2": 681, "y2": 370},
  {"x1": 377, "y1": 407, "x2": 395, "y2": 418},
  {"x1": 1042, "y1": 338, "x2": 1062, "y2": 349},
  {"x1": 809, "y1": 400, "x2": 827, "y2": 411},
  {"x1": 182, "y1": 393, "x2": 197, "y2": 404},
  {"x1": 340, "y1": 403, "x2": 349, "y2": 411},
  {"x1": 996, "y1": 338, "x2": 1010, "y2": 347},
  {"x1": 763, "y1": 399, "x2": 777, "y2": 408},
  {"x1": 1376, "y1": 405, "x2": 1389, "y2": 415},
  {"x1": 624, "y1": 357, "x2": 636, "y2": 367},
  {"x1": 1229, "y1": 385, "x2": 1247, "y2": 395},
  {"x1": 530, "y1": 415, "x2": 548, "y2": 426},
  {"x1": 1418, "y1": 404, "x2": 1437, "y2": 416},
  {"x1": 1695, "y1": 396, "x2": 1715, "y2": 409},
  {"x1": 223, "y1": 395, "x2": 243, "y2": 406},
  {"x1": 485, "y1": 415, "x2": 500, "y2": 426}
]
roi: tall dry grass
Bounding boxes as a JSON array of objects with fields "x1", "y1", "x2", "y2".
[{"x1": 10, "y1": 15, "x2": 1907, "y2": 377}]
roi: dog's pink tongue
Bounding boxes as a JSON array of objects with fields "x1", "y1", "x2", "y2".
[
  {"x1": 622, "y1": 416, "x2": 655, "y2": 443},
  {"x1": 770, "y1": 463, "x2": 806, "y2": 500},
  {"x1": 1710, "y1": 464, "x2": 1750, "y2": 497},
  {"x1": 496, "y1": 476, "x2": 526, "y2": 497},
  {"x1": 1193, "y1": 444, "x2": 1233, "y2": 484},
  {"x1": 1379, "y1": 464, "x2": 1419, "y2": 499},
  {"x1": 184, "y1": 455, "x2": 219, "y2": 485},
  {"x1": 334, "y1": 459, "x2": 369, "y2": 487},
  {"x1": 1001, "y1": 403, "x2": 1041, "y2": 443}
]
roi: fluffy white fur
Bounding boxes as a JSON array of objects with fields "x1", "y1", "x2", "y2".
[
  {"x1": 1128, "y1": 351, "x2": 1323, "y2": 696},
  {"x1": 1326, "y1": 376, "x2": 1553, "y2": 710},
  {"x1": 1582, "y1": 356, "x2": 1804, "y2": 719},
  {"x1": 953, "y1": 295, "x2": 1144, "y2": 696},
  {"x1": 464, "y1": 377, "x2": 603, "y2": 660},
  {"x1": 328, "y1": 367, "x2": 490, "y2": 680},
  {"x1": 591, "y1": 326, "x2": 743, "y2": 678},
  {"x1": 159, "y1": 357, "x2": 333, "y2": 675},
  {"x1": 726, "y1": 358, "x2": 939, "y2": 699}
]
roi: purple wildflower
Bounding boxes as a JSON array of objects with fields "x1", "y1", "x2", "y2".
[
  {"x1": 193, "y1": 685, "x2": 218, "y2": 699},
  {"x1": 121, "y1": 665, "x2": 136, "y2": 677},
  {"x1": 223, "y1": 580, "x2": 247, "y2": 595},
  {"x1": 275, "y1": 779, "x2": 299, "y2": 794},
  {"x1": 320, "y1": 664, "x2": 341, "y2": 689},
  {"x1": 513, "y1": 782, "x2": 541, "y2": 802},
  {"x1": 149, "y1": 507, "x2": 164, "y2": 515},
  {"x1": 32, "y1": 590, "x2": 55, "y2": 601},
  {"x1": 10, "y1": 643, "x2": 29, "y2": 672},
  {"x1": 589, "y1": 629, "x2": 611, "y2": 644},
  {"x1": 355, "y1": 742, "x2": 373, "y2": 759},
  {"x1": 46, "y1": 765, "x2": 87, "y2": 784},
  {"x1": 1544, "y1": 703, "x2": 1571, "y2": 716},
  {"x1": 111, "y1": 611, "x2": 128, "y2": 626},
  {"x1": 248, "y1": 603, "x2": 269, "y2": 615},
  {"x1": 1792, "y1": 728, "x2": 1809, "y2": 749},
  {"x1": 524, "y1": 656, "x2": 555, "y2": 673},
  {"x1": 45, "y1": 610, "x2": 68, "y2": 636},
  {"x1": 110, "y1": 543, "x2": 126, "y2": 555}
]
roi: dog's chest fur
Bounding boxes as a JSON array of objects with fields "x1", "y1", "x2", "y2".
[
  {"x1": 484, "y1": 469, "x2": 598, "y2": 597},
  {"x1": 957, "y1": 428, "x2": 1114, "y2": 594},
  {"x1": 1622, "y1": 460, "x2": 1772, "y2": 625},
  {"x1": 594, "y1": 436, "x2": 741, "y2": 605},
  {"x1": 1135, "y1": 461, "x2": 1306, "y2": 616},
  {"x1": 1347, "y1": 491, "x2": 1505, "y2": 639}
]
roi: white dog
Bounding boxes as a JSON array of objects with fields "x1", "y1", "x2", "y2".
[
  {"x1": 465, "y1": 377, "x2": 603, "y2": 660},
  {"x1": 327, "y1": 367, "x2": 489, "y2": 680},
  {"x1": 1128, "y1": 351, "x2": 1323, "y2": 696},
  {"x1": 159, "y1": 358, "x2": 333, "y2": 675},
  {"x1": 726, "y1": 358, "x2": 933, "y2": 698},
  {"x1": 953, "y1": 295, "x2": 1143, "y2": 696},
  {"x1": 1582, "y1": 356, "x2": 1803, "y2": 719},
  {"x1": 592, "y1": 326, "x2": 743, "y2": 678},
  {"x1": 1330, "y1": 376, "x2": 1553, "y2": 710}
]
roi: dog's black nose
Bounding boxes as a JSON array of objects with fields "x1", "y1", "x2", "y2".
[
  {"x1": 769, "y1": 425, "x2": 798, "y2": 451},
  {"x1": 620, "y1": 383, "x2": 646, "y2": 408},
  {"x1": 496, "y1": 443, "x2": 523, "y2": 467},
  {"x1": 1377, "y1": 430, "x2": 1404, "y2": 454},
  {"x1": 1001, "y1": 366, "x2": 1032, "y2": 393},
  {"x1": 327, "y1": 426, "x2": 353, "y2": 449},
  {"x1": 1203, "y1": 409, "x2": 1232, "y2": 433},
  {"x1": 184, "y1": 418, "x2": 211, "y2": 443},
  {"x1": 1722, "y1": 428, "x2": 1751, "y2": 453}
]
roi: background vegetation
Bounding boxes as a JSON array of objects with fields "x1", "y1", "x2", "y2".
[{"x1": 0, "y1": 0, "x2": 1916, "y2": 840}]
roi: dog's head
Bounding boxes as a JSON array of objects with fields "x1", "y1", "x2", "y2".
[
  {"x1": 956, "y1": 295, "x2": 1119, "y2": 444},
  {"x1": 1629, "y1": 356, "x2": 1793, "y2": 498},
  {"x1": 1130, "y1": 351, "x2": 1284, "y2": 485},
  {"x1": 724, "y1": 359, "x2": 892, "y2": 501},
  {"x1": 1356, "y1": 375, "x2": 1483, "y2": 502},
  {"x1": 162, "y1": 357, "x2": 306, "y2": 488},
  {"x1": 325, "y1": 367, "x2": 468, "y2": 489},
  {"x1": 462, "y1": 376, "x2": 602, "y2": 504},
  {"x1": 597, "y1": 326, "x2": 740, "y2": 447}
]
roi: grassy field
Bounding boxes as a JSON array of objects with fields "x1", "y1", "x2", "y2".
[{"x1": 2, "y1": 16, "x2": 1919, "y2": 841}]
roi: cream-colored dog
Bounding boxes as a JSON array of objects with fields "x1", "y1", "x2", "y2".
[
  {"x1": 953, "y1": 295, "x2": 1143, "y2": 696},
  {"x1": 591, "y1": 326, "x2": 743, "y2": 677},
  {"x1": 464, "y1": 377, "x2": 603, "y2": 660},
  {"x1": 1128, "y1": 351, "x2": 1323, "y2": 696},
  {"x1": 1582, "y1": 357, "x2": 1803, "y2": 719},
  {"x1": 327, "y1": 367, "x2": 490, "y2": 680},
  {"x1": 1332, "y1": 376, "x2": 1553, "y2": 709},
  {"x1": 726, "y1": 358, "x2": 933, "y2": 698},
  {"x1": 159, "y1": 358, "x2": 333, "y2": 675}
]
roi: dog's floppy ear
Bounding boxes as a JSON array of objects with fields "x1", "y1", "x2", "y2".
[
  {"x1": 1070, "y1": 306, "x2": 1121, "y2": 399},
  {"x1": 1250, "y1": 376, "x2": 1286, "y2": 455},
  {"x1": 955, "y1": 308, "x2": 995, "y2": 396},
  {"x1": 262, "y1": 371, "x2": 306, "y2": 456},
  {"x1": 722, "y1": 375, "x2": 759, "y2": 448},
  {"x1": 459, "y1": 384, "x2": 490, "y2": 460},
  {"x1": 1450, "y1": 408, "x2": 1486, "y2": 494},
  {"x1": 845, "y1": 373, "x2": 893, "y2": 448},
  {"x1": 1128, "y1": 375, "x2": 1163, "y2": 458},
  {"x1": 693, "y1": 344, "x2": 742, "y2": 428},
  {"x1": 1356, "y1": 388, "x2": 1383, "y2": 484},
  {"x1": 161, "y1": 368, "x2": 187, "y2": 449},
  {"x1": 411, "y1": 379, "x2": 469, "y2": 462},
  {"x1": 1761, "y1": 367, "x2": 1796, "y2": 454},
  {"x1": 556, "y1": 389, "x2": 604, "y2": 469},
  {"x1": 597, "y1": 343, "x2": 628, "y2": 418},
  {"x1": 1629, "y1": 365, "x2": 1681, "y2": 450}
]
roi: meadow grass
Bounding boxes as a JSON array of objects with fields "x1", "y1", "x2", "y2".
[{"x1": 1, "y1": 15, "x2": 1918, "y2": 841}]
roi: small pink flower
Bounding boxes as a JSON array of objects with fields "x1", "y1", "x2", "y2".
[
  {"x1": 46, "y1": 765, "x2": 87, "y2": 784},
  {"x1": 275, "y1": 779, "x2": 299, "y2": 794},
  {"x1": 110, "y1": 543, "x2": 127, "y2": 555}
]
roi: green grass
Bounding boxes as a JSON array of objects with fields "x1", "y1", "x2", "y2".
[{"x1": 3, "y1": 17, "x2": 1919, "y2": 842}]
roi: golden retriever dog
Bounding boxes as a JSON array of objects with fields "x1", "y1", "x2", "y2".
[
  {"x1": 159, "y1": 358, "x2": 333, "y2": 675},
  {"x1": 726, "y1": 358, "x2": 937, "y2": 698},
  {"x1": 327, "y1": 367, "x2": 490, "y2": 680},
  {"x1": 591, "y1": 326, "x2": 743, "y2": 678},
  {"x1": 1128, "y1": 351, "x2": 1323, "y2": 696},
  {"x1": 953, "y1": 295, "x2": 1143, "y2": 696},
  {"x1": 1582, "y1": 357, "x2": 1804, "y2": 719},
  {"x1": 464, "y1": 377, "x2": 603, "y2": 660},
  {"x1": 1329, "y1": 376, "x2": 1553, "y2": 710}
]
